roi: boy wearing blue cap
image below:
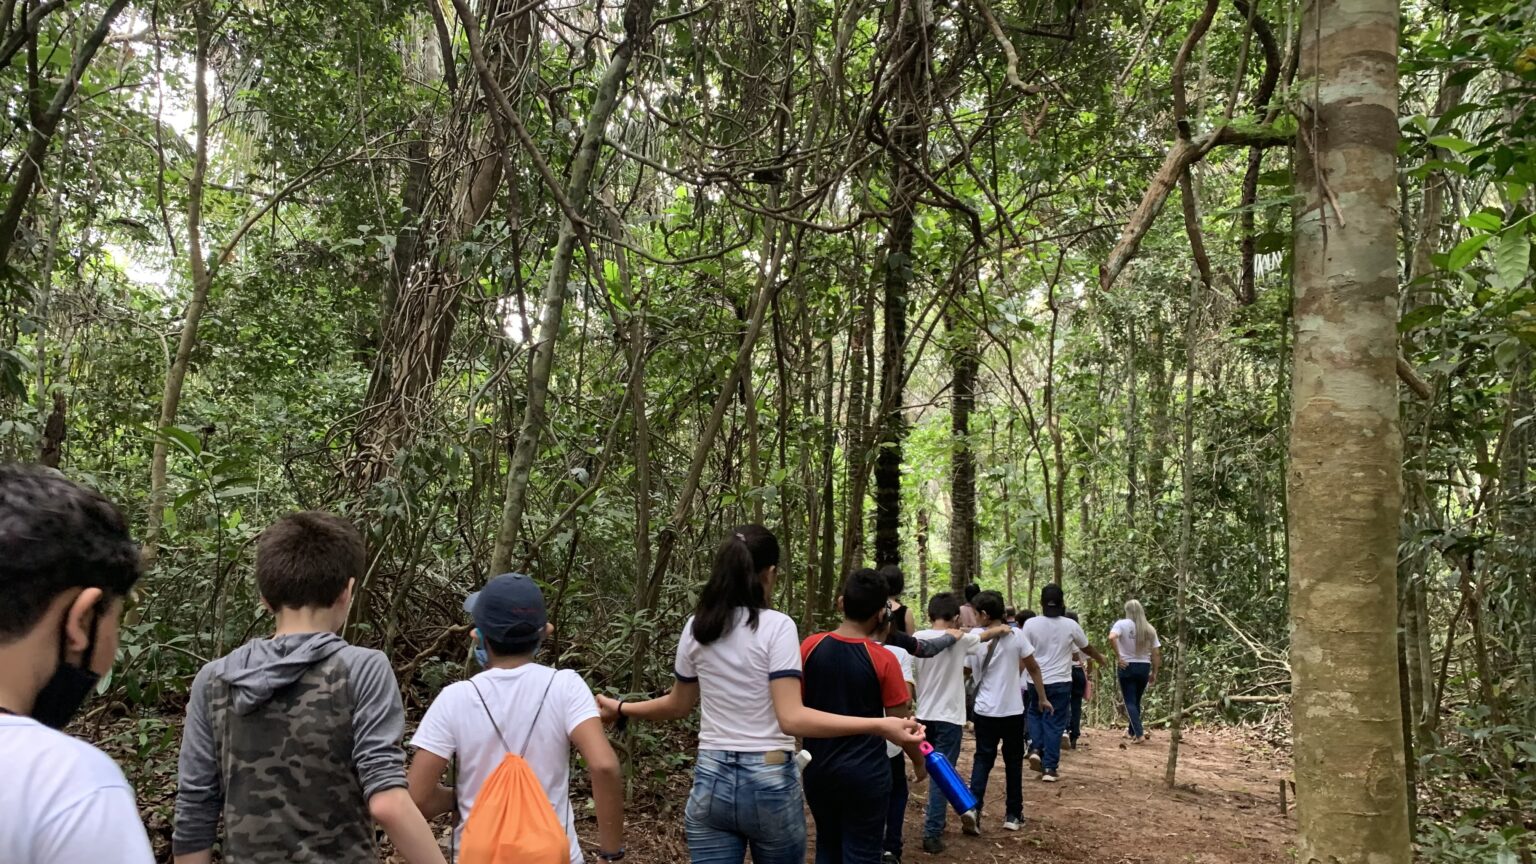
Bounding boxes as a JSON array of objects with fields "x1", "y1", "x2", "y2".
[{"x1": 406, "y1": 573, "x2": 626, "y2": 864}]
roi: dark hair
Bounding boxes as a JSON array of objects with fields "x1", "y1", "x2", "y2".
[
  {"x1": 692, "y1": 525, "x2": 779, "y2": 645},
  {"x1": 963, "y1": 583, "x2": 980, "y2": 602},
  {"x1": 878, "y1": 564, "x2": 905, "y2": 598},
  {"x1": 0, "y1": 466, "x2": 141, "y2": 640},
  {"x1": 1018, "y1": 608, "x2": 1037, "y2": 623},
  {"x1": 973, "y1": 590, "x2": 1005, "y2": 622},
  {"x1": 841, "y1": 568, "x2": 890, "y2": 622},
  {"x1": 256, "y1": 511, "x2": 365, "y2": 610},
  {"x1": 927, "y1": 591, "x2": 961, "y2": 622},
  {"x1": 1064, "y1": 609, "x2": 1079, "y2": 622},
  {"x1": 485, "y1": 633, "x2": 542, "y2": 657},
  {"x1": 1005, "y1": 607, "x2": 1017, "y2": 620}
]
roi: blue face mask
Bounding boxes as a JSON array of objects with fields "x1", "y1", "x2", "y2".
[{"x1": 473, "y1": 630, "x2": 489, "y2": 668}]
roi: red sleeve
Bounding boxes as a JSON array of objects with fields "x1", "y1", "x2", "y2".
[
  {"x1": 868, "y1": 642, "x2": 911, "y2": 709},
  {"x1": 801, "y1": 632, "x2": 828, "y2": 666}
]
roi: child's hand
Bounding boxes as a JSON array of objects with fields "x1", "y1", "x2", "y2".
[
  {"x1": 945, "y1": 628, "x2": 967, "y2": 640},
  {"x1": 595, "y1": 694, "x2": 621, "y2": 726},
  {"x1": 877, "y1": 716, "x2": 926, "y2": 745}
]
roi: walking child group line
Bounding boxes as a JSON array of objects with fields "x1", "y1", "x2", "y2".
[{"x1": 0, "y1": 465, "x2": 1163, "y2": 864}]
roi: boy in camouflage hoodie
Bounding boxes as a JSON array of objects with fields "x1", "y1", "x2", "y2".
[{"x1": 172, "y1": 512, "x2": 446, "y2": 864}]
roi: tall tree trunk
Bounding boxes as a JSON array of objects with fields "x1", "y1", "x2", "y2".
[
  {"x1": 1164, "y1": 272, "x2": 1198, "y2": 787},
  {"x1": 916, "y1": 505, "x2": 931, "y2": 610},
  {"x1": 1287, "y1": 0, "x2": 1411, "y2": 855},
  {"x1": 842, "y1": 282, "x2": 873, "y2": 575},
  {"x1": 872, "y1": 0, "x2": 930, "y2": 567},
  {"x1": 816, "y1": 336, "x2": 837, "y2": 626},
  {"x1": 489, "y1": 0, "x2": 654, "y2": 574},
  {"x1": 949, "y1": 316, "x2": 978, "y2": 589}
]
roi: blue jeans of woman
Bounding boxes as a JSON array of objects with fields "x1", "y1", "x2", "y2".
[
  {"x1": 685, "y1": 750, "x2": 807, "y2": 864},
  {"x1": 1119, "y1": 662, "x2": 1152, "y2": 738}
]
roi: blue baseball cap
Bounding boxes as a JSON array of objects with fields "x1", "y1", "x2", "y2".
[{"x1": 463, "y1": 573, "x2": 547, "y2": 643}]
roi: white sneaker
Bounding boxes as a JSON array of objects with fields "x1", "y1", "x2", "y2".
[
  {"x1": 1042, "y1": 770, "x2": 1059, "y2": 783},
  {"x1": 961, "y1": 809, "x2": 981, "y2": 836},
  {"x1": 1003, "y1": 819, "x2": 1024, "y2": 832},
  {"x1": 1028, "y1": 751, "x2": 1043, "y2": 773}
]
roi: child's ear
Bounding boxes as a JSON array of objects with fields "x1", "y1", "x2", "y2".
[
  {"x1": 543, "y1": 622, "x2": 554, "y2": 639},
  {"x1": 835, "y1": 595, "x2": 845, "y2": 615}
]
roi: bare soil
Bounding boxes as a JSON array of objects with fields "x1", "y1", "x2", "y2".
[{"x1": 578, "y1": 725, "x2": 1296, "y2": 864}]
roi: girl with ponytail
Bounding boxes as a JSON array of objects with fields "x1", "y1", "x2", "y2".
[{"x1": 598, "y1": 526, "x2": 924, "y2": 864}]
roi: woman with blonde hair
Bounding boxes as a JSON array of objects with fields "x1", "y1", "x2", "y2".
[{"x1": 1108, "y1": 599, "x2": 1161, "y2": 742}]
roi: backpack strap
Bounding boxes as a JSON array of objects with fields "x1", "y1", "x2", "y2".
[
  {"x1": 468, "y1": 668, "x2": 558, "y2": 757},
  {"x1": 976, "y1": 635, "x2": 1001, "y2": 683}
]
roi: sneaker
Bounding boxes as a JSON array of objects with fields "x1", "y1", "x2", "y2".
[
  {"x1": 1028, "y1": 750, "x2": 1043, "y2": 773},
  {"x1": 1061, "y1": 732, "x2": 1071, "y2": 748},
  {"x1": 922, "y1": 837, "x2": 946, "y2": 855},
  {"x1": 1042, "y1": 769, "x2": 1059, "y2": 783},
  {"x1": 961, "y1": 809, "x2": 981, "y2": 836},
  {"x1": 882, "y1": 852, "x2": 902, "y2": 864},
  {"x1": 1003, "y1": 818, "x2": 1024, "y2": 832}
]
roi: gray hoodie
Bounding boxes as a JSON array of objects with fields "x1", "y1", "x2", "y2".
[{"x1": 172, "y1": 632, "x2": 408, "y2": 859}]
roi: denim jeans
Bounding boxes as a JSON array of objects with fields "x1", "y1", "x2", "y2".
[
  {"x1": 805, "y1": 763, "x2": 889, "y2": 864},
  {"x1": 1026, "y1": 682, "x2": 1074, "y2": 771},
  {"x1": 1119, "y1": 662, "x2": 1152, "y2": 739},
  {"x1": 685, "y1": 750, "x2": 807, "y2": 864},
  {"x1": 968, "y1": 713, "x2": 1024, "y2": 820},
  {"x1": 919, "y1": 720, "x2": 963, "y2": 839},
  {"x1": 883, "y1": 754, "x2": 908, "y2": 856},
  {"x1": 1069, "y1": 666, "x2": 1087, "y2": 743}
]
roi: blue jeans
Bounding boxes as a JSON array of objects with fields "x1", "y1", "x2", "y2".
[
  {"x1": 968, "y1": 713, "x2": 1024, "y2": 820},
  {"x1": 685, "y1": 750, "x2": 806, "y2": 864},
  {"x1": 1119, "y1": 662, "x2": 1152, "y2": 739},
  {"x1": 805, "y1": 761, "x2": 889, "y2": 864},
  {"x1": 883, "y1": 754, "x2": 907, "y2": 856},
  {"x1": 1069, "y1": 666, "x2": 1087, "y2": 743},
  {"x1": 920, "y1": 720, "x2": 963, "y2": 839},
  {"x1": 1026, "y1": 682, "x2": 1073, "y2": 771}
]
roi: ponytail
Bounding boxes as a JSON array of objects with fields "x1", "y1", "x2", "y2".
[{"x1": 691, "y1": 525, "x2": 780, "y2": 645}]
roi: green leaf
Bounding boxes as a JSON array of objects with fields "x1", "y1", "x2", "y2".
[
  {"x1": 1461, "y1": 211, "x2": 1502, "y2": 233},
  {"x1": 1490, "y1": 230, "x2": 1531, "y2": 291},
  {"x1": 1398, "y1": 304, "x2": 1448, "y2": 333},
  {"x1": 1428, "y1": 134, "x2": 1476, "y2": 154},
  {"x1": 159, "y1": 425, "x2": 202, "y2": 456},
  {"x1": 1444, "y1": 234, "x2": 1493, "y2": 272}
]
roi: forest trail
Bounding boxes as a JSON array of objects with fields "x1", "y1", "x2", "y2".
[{"x1": 568, "y1": 725, "x2": 1295, "y2": 863}]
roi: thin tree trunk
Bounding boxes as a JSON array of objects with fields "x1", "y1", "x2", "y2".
[
  {"x1": 144, "y1": 7, "x2": 214, "y2": 566},
  {"x1": 916, "y1": 505, "x2": 931, "y2": 611},
  {"x1": 1287, "y1": 0, "x2": 1411, "y2": 854},
  {"x1": 949, "y1": 316, "x2": 978, "y2": 589},
  {"x1": 1164, "y1": 272, "x2": 1198, "y2": 787},
  {"x1": 489, "y1": 0, "x2": 653, "y2": 574}
]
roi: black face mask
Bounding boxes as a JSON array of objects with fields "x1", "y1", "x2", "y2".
[{"x1": 31, "y1": 611, "x2": 102, "y2": 730}]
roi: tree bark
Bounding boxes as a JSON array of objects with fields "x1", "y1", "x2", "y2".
[
  {"x1": 1287, "y1": 0, "x2": 1411, "y2": 855},
  {"x1": 488, "y1": 0, "x2": 653, "y2": 574},
  {"x1": 1164, "y1": 272, "x2": 1198, "y2": 787},
  {"x1": 949, "y1": 316, "x2": 978, "y2": 589}
]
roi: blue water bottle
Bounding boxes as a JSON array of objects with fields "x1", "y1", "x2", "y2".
[{"x1": 921, "y1": 741, "x2": 979, "y2": 817}]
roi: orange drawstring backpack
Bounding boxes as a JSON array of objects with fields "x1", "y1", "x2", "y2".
[{"x1": 456, "y1": 675, "x2": 568, "y2": 864}]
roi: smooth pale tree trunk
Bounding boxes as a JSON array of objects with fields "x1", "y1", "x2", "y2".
[
  {"x1": 1165, "y1": 271, "x2": 1198, "y2": 787},
  {"x1": 489, "y1": 0, "x2": 653, "y2": 574},
  {"x1": 1287, "y1": 0, "x2": 1411, "y2": 857}
]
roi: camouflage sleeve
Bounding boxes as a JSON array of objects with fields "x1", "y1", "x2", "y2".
[
  {"x1": 345, "y1": 648, "x2": 409, "y2": 799},
  {"x1": 172, "y1": 663, "x2": 223, "y2": 855}
]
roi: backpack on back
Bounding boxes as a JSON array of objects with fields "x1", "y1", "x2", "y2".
[{"x1": 457, "y1": 674, "x2": 567, "y2": 864}]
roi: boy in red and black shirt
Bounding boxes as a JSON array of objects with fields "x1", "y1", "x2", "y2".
[{"x1": 801, "y1": 568, "x2": 927, "y2": 864}]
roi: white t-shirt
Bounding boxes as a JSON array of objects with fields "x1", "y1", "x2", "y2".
[
  {"x1": 0, "y1": 715, "x2": 155, "y2": 864},
  {"x1": 1021, "y1": 615, "x2": 1089, "y2": 685},
  {"x1": 882, "y1": 643, "x2": 915, "y2": 757},
  {"x1": 411, "y1": 664, "x2": 599, "y2": 864},
  {"x1": 966, "y1": 628, "x2": 1034, "y2": 718},
  {"x1": 911, "y1": 629, "x2": 982, "y2": 726},
  {"x1": 1111, "y1": 618, "x2": 1161, "y2": 663},
  {"x1": 674, "y1": 608, "x2": 801, "y2": 752}
]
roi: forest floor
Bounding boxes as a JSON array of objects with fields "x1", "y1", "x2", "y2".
[{"x1": 579, "y1": 724, "x2": 1296, "y2": 864}]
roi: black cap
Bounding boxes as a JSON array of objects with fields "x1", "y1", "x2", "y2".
[
  {"x1": 1041, "y1": 583, "x2": 1066, "y2": 616},
  {"x1": 463, "y1": 573, "x2": 547, "y2": 643}
]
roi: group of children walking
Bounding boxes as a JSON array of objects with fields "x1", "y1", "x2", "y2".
[{"x1": 0, "y1": 466, "x2": 1161, "y2": 864}]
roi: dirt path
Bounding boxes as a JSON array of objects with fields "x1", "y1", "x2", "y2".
[{"x1": 595, "y1": 725, "x2": 1295, "y2": 863}]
